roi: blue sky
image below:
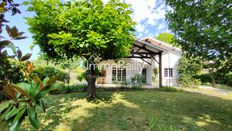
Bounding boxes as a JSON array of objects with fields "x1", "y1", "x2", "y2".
[{"x1": 5, "y1": 0, "x2": 170, "y2": 60}]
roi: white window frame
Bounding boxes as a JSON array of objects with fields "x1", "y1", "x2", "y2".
[
  {"x1": 164, "y1": 68, "x2": 173, "y2": 77},
  {"x1": 112, "y1": 67, "x2": 126, "y2": 82}
]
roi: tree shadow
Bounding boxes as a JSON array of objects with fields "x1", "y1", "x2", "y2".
[{"x1": 20, "y1": 90, "x2": 232, "y2": 131}]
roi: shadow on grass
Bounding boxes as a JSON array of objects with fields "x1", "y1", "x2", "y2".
[{"x1": 21, "y1": 90, "x2": 232, "y2": 131}]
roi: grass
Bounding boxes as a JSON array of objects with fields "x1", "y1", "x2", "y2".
[{"x1": 20, "y1": 90, "x2": 232, "y2": 131}]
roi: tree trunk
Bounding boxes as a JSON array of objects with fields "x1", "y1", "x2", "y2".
[
  {"x1": 86, "y1": 63, "x2": 97, "y2": 99},
  {"x1": 209, "y1": 68, "x2": 216, "y2": 87},
  {"x1": 68, "y1": 68, "x2": 71, "y2": 86}
]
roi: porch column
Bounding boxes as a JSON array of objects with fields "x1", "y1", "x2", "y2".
[{"x1": 159, "y1": 51, "x2": 162, "y2": 88}]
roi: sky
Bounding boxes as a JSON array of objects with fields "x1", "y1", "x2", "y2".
[{"x1": 4, "y1": 0, "x2": 170, "y2": 60}]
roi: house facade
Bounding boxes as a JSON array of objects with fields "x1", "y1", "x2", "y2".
[{"x1": 96, "y1": 37, "x2": 182, "y2": 87}]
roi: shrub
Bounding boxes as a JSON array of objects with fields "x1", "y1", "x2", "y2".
[
  {"x1": 215, "y1": 71, "x2": 232, "y2": 87},
  {"x1": 131, "y1": 74, "x2": 145, "y2": 85},
  {"x1": 63, "y1": 84, "x2": 87, "y2": 93},
  {"x1": 195, "y1": 71, "x2": 232, "y2": 87},
  {"x1": 178, "y1": 74, "x2": 201, "y2": 88},
  {"x1": 31, "y1": 66, "x2": 69, "y2": 83},
  {"x1": 177, "y1": 56, "x2": 202, "y2": 88},
  {"x1": 194, "y1": 73, "x2": 212, "y2": 84},
  {"x1": 50, "y1": 84, "x2": 87, "y2": 94}
]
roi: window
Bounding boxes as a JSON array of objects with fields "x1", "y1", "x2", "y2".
[
  {"x1": 112, "y1": 67, "x2": 126, "y2": 82},
  {"x1": 164, "y1": 68, "x2": 173, "y2": 77}
]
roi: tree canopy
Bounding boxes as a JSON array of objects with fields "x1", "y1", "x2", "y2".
[
  {"x1": 25, "y1": 0, "x2": 135, "y2": 61},
  {"x1": 25, "y1": 0, "x2": 136, "y2": 98},
  {"x1": 166, "y1": 0, "x2": 232, "y2": 66},
  {"x1": 156, "y1": 32, "x2": 174, "y2": 44}
]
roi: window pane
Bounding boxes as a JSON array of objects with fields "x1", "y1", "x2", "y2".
[
  {"x1": 169, "y1": 69, "x2": 173, "y2": 77},
  {"x1": 112, "y1": 67, "x2": 116, "y2": 81},
  {"x1": 164, "y1": 68, "x2": 168, "y2": 77},
  {"x1": 122, "y1": 68, "x2": 126, "y2": 81},
  {"x1": 117, "y1": 69, "x2": 122, "y2": 81}
]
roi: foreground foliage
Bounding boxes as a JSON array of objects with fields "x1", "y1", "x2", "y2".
[
  {"x1": 0, "y1": 76, "x2": 60, "y2": 130},
  {"x1": 21, "y1": 90, "x2": 232, "y2": 130}
]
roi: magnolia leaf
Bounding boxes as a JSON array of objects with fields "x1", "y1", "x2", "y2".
[
  {"x1": 0, "y1": 100, "x2": 13, "y2": 113},
  {"x1": 10, "y1": 84, "x2": 29, "y2": 97},
  {"x1": 45, "y1": 76, "x2": 57, "y2": 88},
  {"x1": 27, "y1": 106, "x2": 40, "y2": 129},
  {"x1": 38, "y1": 100, "x2": 46, "y2": 113},
  {"x1": 10, "y1": 108, "x2": 26, "y2": 131},
  {"x1": 17, "y1": 49, "x2": 22, "y2": 59},
  {"x1": 5, "y1": 107, "x2": 24, "y2": 120},
  {"x1": 3, "y1": 84, "x2": 17, "y2": 99},
  {"x1": 33, "y1": 76, "x2": 44, "y2": 90},
  {"x1": 6, "y1": 25, "x2": 11, "y2": 36},
  {"x1": 17, "y1": 83, "x2": 30, "y2": 94},
  {"x1": 15, "y1": 36, "x2": 27, "y2": 40},
  {"x1": 20, "y1": 53, "x2": 32, "y2": 61},
  {"x1": 0, "y1": 104, "x2": 13, "y2": 122},
  {"x1": 0, "y1": 40, "x2": 11, "y2": 49}
]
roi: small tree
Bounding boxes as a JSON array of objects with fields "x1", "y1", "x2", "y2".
[{"x1": 26, "y1": 0, "x2": 135, "y2": 99}]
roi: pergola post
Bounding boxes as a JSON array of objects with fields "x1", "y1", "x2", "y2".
[{"x1": 159, "y1": 51, "x2": 162, "y2": 88}]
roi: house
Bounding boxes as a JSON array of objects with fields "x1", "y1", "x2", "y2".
[{"x1": 96, "y1": 37, "x2": 182, "y2": 88}]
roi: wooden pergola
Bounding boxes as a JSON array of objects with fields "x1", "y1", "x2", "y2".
[{"x1": 126, "y1": 39, "x2": 167, "y2": 88}]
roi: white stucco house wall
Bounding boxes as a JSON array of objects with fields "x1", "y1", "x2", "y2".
[{"x1": 96, "y1": 37, "x2": 182, "y2": 87}]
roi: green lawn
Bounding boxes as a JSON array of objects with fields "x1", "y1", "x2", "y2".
[{"x1": 21, "y1": 90, "x2": 232, "y2": 131}]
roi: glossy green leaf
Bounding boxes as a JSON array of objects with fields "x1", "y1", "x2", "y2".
[{"x1": 27, "y1": 106, "x2": 40, "y2": 129}]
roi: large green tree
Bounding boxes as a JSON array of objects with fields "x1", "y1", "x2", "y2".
[
  {"x1": 25, "y1": 0, "x2": 135, "y2": 99},
  {"x1": 165, "y1": 0, "x2": 232, "y2": 69},
  {"x1": 156, "y1": 32, "x2": 174, "y2": 44}
]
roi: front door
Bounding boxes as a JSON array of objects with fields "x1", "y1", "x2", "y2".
[{"x1": 142, "y1": 68, "x2": 147, "y2": 84}]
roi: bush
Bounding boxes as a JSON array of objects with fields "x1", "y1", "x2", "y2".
[
  {"x1": 63, "y1": 84, "x2": 87, "y2": 93},
  {"x1": 177, "y1": 56, "x2": 202, "y2": 88},
  {"x1": 195, "y1": 71, "x2": 232, "y2": 87},
  {"x1": 215, "y1": 71, "x2": 232, "y2": 87},
  {"x1": 31, "y1": 66, "x2": 69, "y2": 83},
  {"x1": 194, "y1": 73, "x2": 212, "y2": 84},
  {"x1": 131, "y1": 74, "x2": 145, "y2": 85},
  {"x1": 50, "y1": 84, "x2": 87, "y2": 94},
  {"x1": 178, "y1": 74, "x2": 201, "y2": 88}
]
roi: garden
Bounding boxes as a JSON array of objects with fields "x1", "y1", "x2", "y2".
[{"x1": 0, "y1": 0, "x2": 231, "y2": 131}]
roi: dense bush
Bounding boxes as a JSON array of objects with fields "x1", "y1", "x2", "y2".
[
  {"x1": 31, "y1": 66, "x2": 69, "y2": 83},
  {"x1": 178, "y1": 74, "x2": 201, "y2": 88},
  {"x1": 196, "y1": 72, "x2": 232, "y2": 87},
  {"x1": 177, "y1": 56, "x2": 202, "y2": 88},
  {"x1": 194, "y1": 73, "x2": 211, "y2": 84}
]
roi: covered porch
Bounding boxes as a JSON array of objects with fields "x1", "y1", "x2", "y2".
[{"x1": 96, "y1": 39, "x2": 167, "y2": 88}]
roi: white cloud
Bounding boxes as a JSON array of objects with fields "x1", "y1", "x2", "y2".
[
  {"x1": 158, "y1": 23, "x2": 165, "y2": 30},
  {"x1": 125, "y1": 0, "x2": 166, "y2": 25},
  {"x1": 85, "y1": 0, "x2": 168, "y2": 35},
  {"x1": 135, "y1": 24, "x2": 145, "y2": 32},
  {"x1": 103, "y1": 0, "x2": 166, "y2": 27}
]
